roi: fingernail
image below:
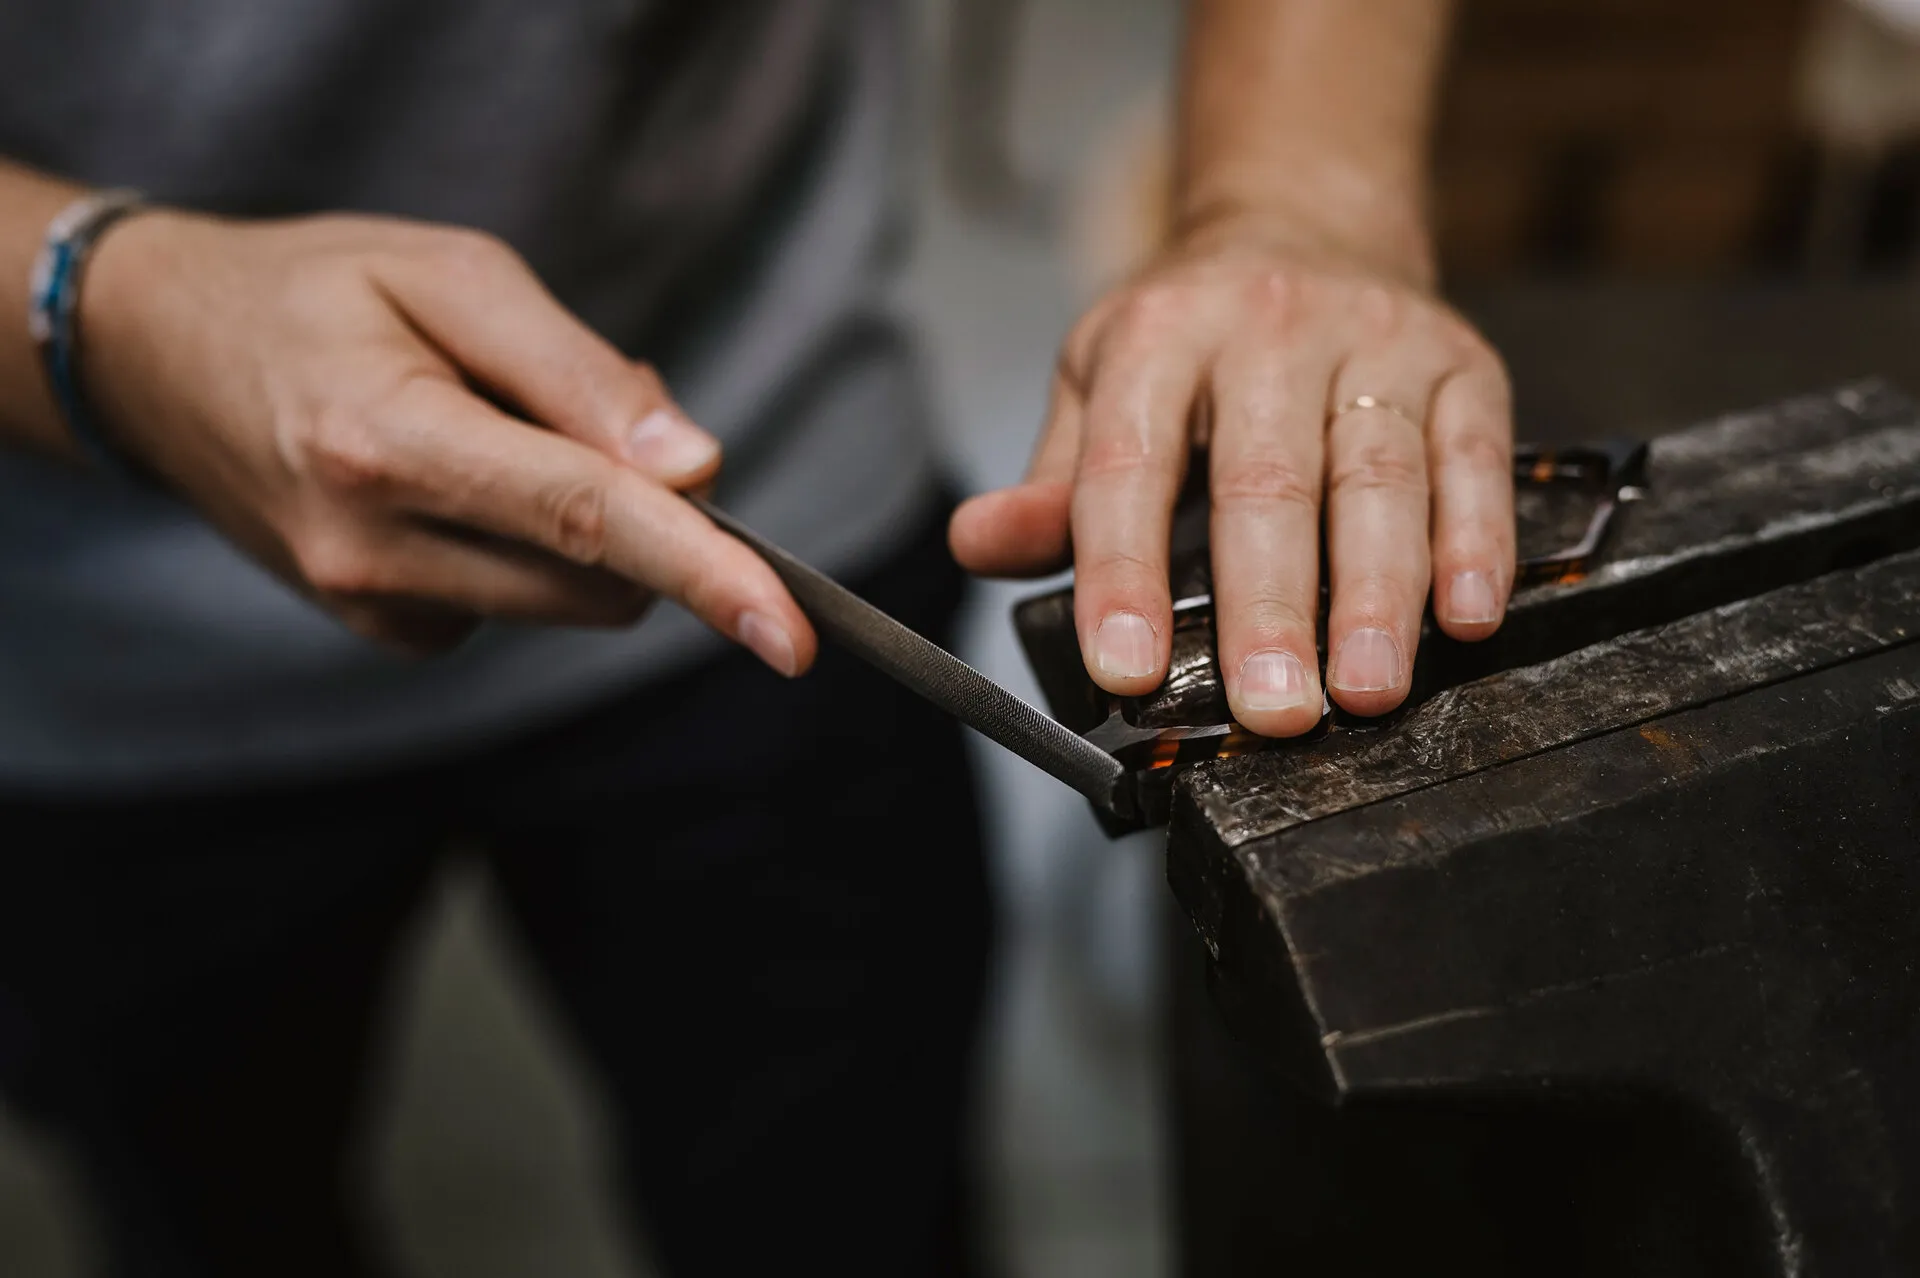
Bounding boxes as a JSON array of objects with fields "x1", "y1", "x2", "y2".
[
  {"x1": 1330, "y1": 627, "x2": 1402, "y2": 693},
  {"x1": 1447, "y1": 570, "x2": 1501, "y2": 625},
  {"x1": 626, "y1": 409, "x2": 718, "y2": 478},
  {"x1": 738, "y1": 610, "x2": 797, "y2": 677},
  {"x1": 1092, "y1": 611, "x2": 1158, "y2": 680},
  {"x1": 1238, "y1": 650, "x2": 1313, "y2": 712}
]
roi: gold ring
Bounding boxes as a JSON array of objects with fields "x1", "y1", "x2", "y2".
[{"x1": 1331, "y1": 394, "x2": 1422, "y2": 427}]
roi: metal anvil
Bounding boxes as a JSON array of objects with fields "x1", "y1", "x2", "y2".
[{"x1": 1014, "y1": 381, "x2": 1920, "y2": 1275}]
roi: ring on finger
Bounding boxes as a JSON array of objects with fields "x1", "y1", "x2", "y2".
[{"x1": 1330, "y1": 394, "x2": 1423, "y2": 429}]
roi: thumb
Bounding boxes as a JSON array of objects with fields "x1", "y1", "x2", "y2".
[{"x1": 949, "y1": 366, "x2": 1083, "y2": 577}]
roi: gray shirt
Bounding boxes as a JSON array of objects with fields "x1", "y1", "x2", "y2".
[{"x1": 0, "y1": 0, "x2": 940, "y2": 792}]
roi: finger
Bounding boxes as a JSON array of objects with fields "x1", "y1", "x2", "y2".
[
  {"x1": 949, "y1": 361, "x2": 1086, "y2": 577},
  {"x1": 315, "y1": 376, "x2": 816, "y2": 676},
  {"x1": 320, "y1": 520, "x2": 653, "y2": 628},
  {"x1": 239, "y1": 504, "x2": 481, "y2": 655},
  {"x1": 1070, "y1": 307, "x2": 1212, "y2": 695},
  {"x1": 1323, "y1": 381, "x2": 1435, "y2": 716},
  {"x1": 1427, "y1": 355, "x2": 1516, "y2": 639},
  {"x1": 373, "y1": 232, "x2": 720, "y2": 486},
  {"x1": 1207, "y1": 341, "x2": 1333, "y2": 737}
]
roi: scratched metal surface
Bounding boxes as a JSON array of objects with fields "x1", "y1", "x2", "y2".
[
  {"x1": 1174, "y1": 380, "x2": 1920, "y2": 843},
  {"x1": 1185, "y1": 547, "x2": 1920, "y2": 849},
  {"x1": 1513, "y1": 379, "x2": 1920, "y2": 607},
  {"x1": 1168, "y1": 639, "x2": 1920, "y2": 1277},
  {"x1": 1159, "y1": 384, "x2": 1920, "y2": 1276},
  {"x1": 1269, "y1": 645, "x2": 1920, "y2": 1064}
]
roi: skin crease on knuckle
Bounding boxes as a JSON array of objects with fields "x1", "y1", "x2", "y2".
[
  {"x1": 541, "y1": 479, "x2": 611, "y2": 567},
  {"x1": 1435, "y1": 425, "x2": 1509, "y2": 477},
  {"x1": 1078, "y1": 547, "x2": 1167, "y2": 597},
  {"x1": 1081, "y1": 320, "x2": 1204, "y2": 469},
  {"x1": 1073, "y1": 423, "x2": 1172, "y2": 485},
  {"x1": 1328, "y1": 436, "x2": 1429, "y2": 500},
  {"x1": 1211, "y1": 452, "x2": 1320, "y2": 512},
  {"x1": 1072, "y1": 449, "x2": 1180, "y2": 599},
  {"x1": 1229, "y1": 594, "x2": 1316, "y2": 655}
]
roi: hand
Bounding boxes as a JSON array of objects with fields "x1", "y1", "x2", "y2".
[
  {"x1": 950, "y1": 216, "x2": 1514, "y2": 736},
  {"x1": 79, "y1": 209, "x2": 814, "y2": 672}
]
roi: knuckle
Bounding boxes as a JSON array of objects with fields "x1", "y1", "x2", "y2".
[
  {"x1": 1212, "y1": 455, "x2": 1321, "y2": 511},
  {"x1": 430, "y1": 226, "x2": 518, "y2": 277},
  {"x1": 1453, "y1": 325, "x2": 1494, "y2": 364},
  {"x1": 1058, "y1": 313, "x2": 1100, "y2": 373},
  {"x1": 1060, "y1": 301, "x2": 1118, "y2": 383},
  {"x1": 1214, "y1": 354, "x2": 1304, "y2": 429},
  {"x1": 1053, "y1": 348, "x2": 1090, "y2": 400},
  {"x1": 1329, "y1": 441, "x2": 1429, "y2": 498},
  {"x1": 1245, "y1": 268, "x2": 1302, "y2": 330},
  {"x1": 303, "y1": 406, "x2": 392, "y2": 491},
  {"x1": 541, "y1": 480, "x2": 610, "y2": 566},
  {"x1": 1080, "y1": 548, "x2": 1164, "y2": 590},
  {"x1": 1448, "y1": 323, "x2": 1509, "y2": 379},
  {"x1": 1340, "y1": 569, "x2": 1426, "y2": 614},
  {"x1": 1478, "y1": 354, "x2": 1516, "y2": 408},
  {"x1": 1438, "y1": 428, "x2": 1509, "y2": 473},
  {"x1": 1352, "y1": 284, "x2": 1407, "y2": 340},
  {"x1": 1114, "y1": 284, "x2": 1193, "y2": 337},
  {"x1": 1228, "y1": 594, "x2": 1316, "y2": 642},
  {"x1": 1075, "y1": 434, "x2": 1164, "y2": 482},
  {"x1": 295, "y1": 529, "x2": 383, "y2": 596}
]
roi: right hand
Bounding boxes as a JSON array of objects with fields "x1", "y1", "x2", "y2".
[{"x1": 78, "y1": 208, "x2": 816, "y2": 673}]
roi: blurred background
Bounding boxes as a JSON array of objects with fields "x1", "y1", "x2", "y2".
[{"x1": 6, "y1": 0, "x2": 1920, "y2": 1273}]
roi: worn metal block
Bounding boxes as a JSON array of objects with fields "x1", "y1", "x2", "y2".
[{"x1": 1016, "y1": 381, "x2": 1920, "y2": 1275}]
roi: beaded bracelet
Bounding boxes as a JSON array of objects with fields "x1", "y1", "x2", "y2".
[{"x1": 27, "y1": 188, "x2": 149, "y2": 481}]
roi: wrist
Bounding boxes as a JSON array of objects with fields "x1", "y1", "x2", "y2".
[
  {"x1": 73, "y1": 206, "x2": 202, "y2": 466},
  {"x1": 1174, "y1": 159, "x2": 1436, "y2": 291},
  {"x1": 78, "y1": 204, "x2": 192, "y2": 341}
]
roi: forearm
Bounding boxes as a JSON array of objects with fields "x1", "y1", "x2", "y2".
[
  {"x1": 1174, "y1": 0, "x2": 1453, "y2": 286},
  {"x1": 0, "y1": 157, "x2": 92, "y2": 458}
]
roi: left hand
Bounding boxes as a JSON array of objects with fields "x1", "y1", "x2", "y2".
[{"x1": 950, "y1": 216, "x2": 1514, "y2": 737}]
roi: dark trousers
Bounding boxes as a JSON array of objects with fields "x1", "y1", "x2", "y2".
[{"x1": 0, "y1": 505, "x2": 992, "y2": 1278}]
